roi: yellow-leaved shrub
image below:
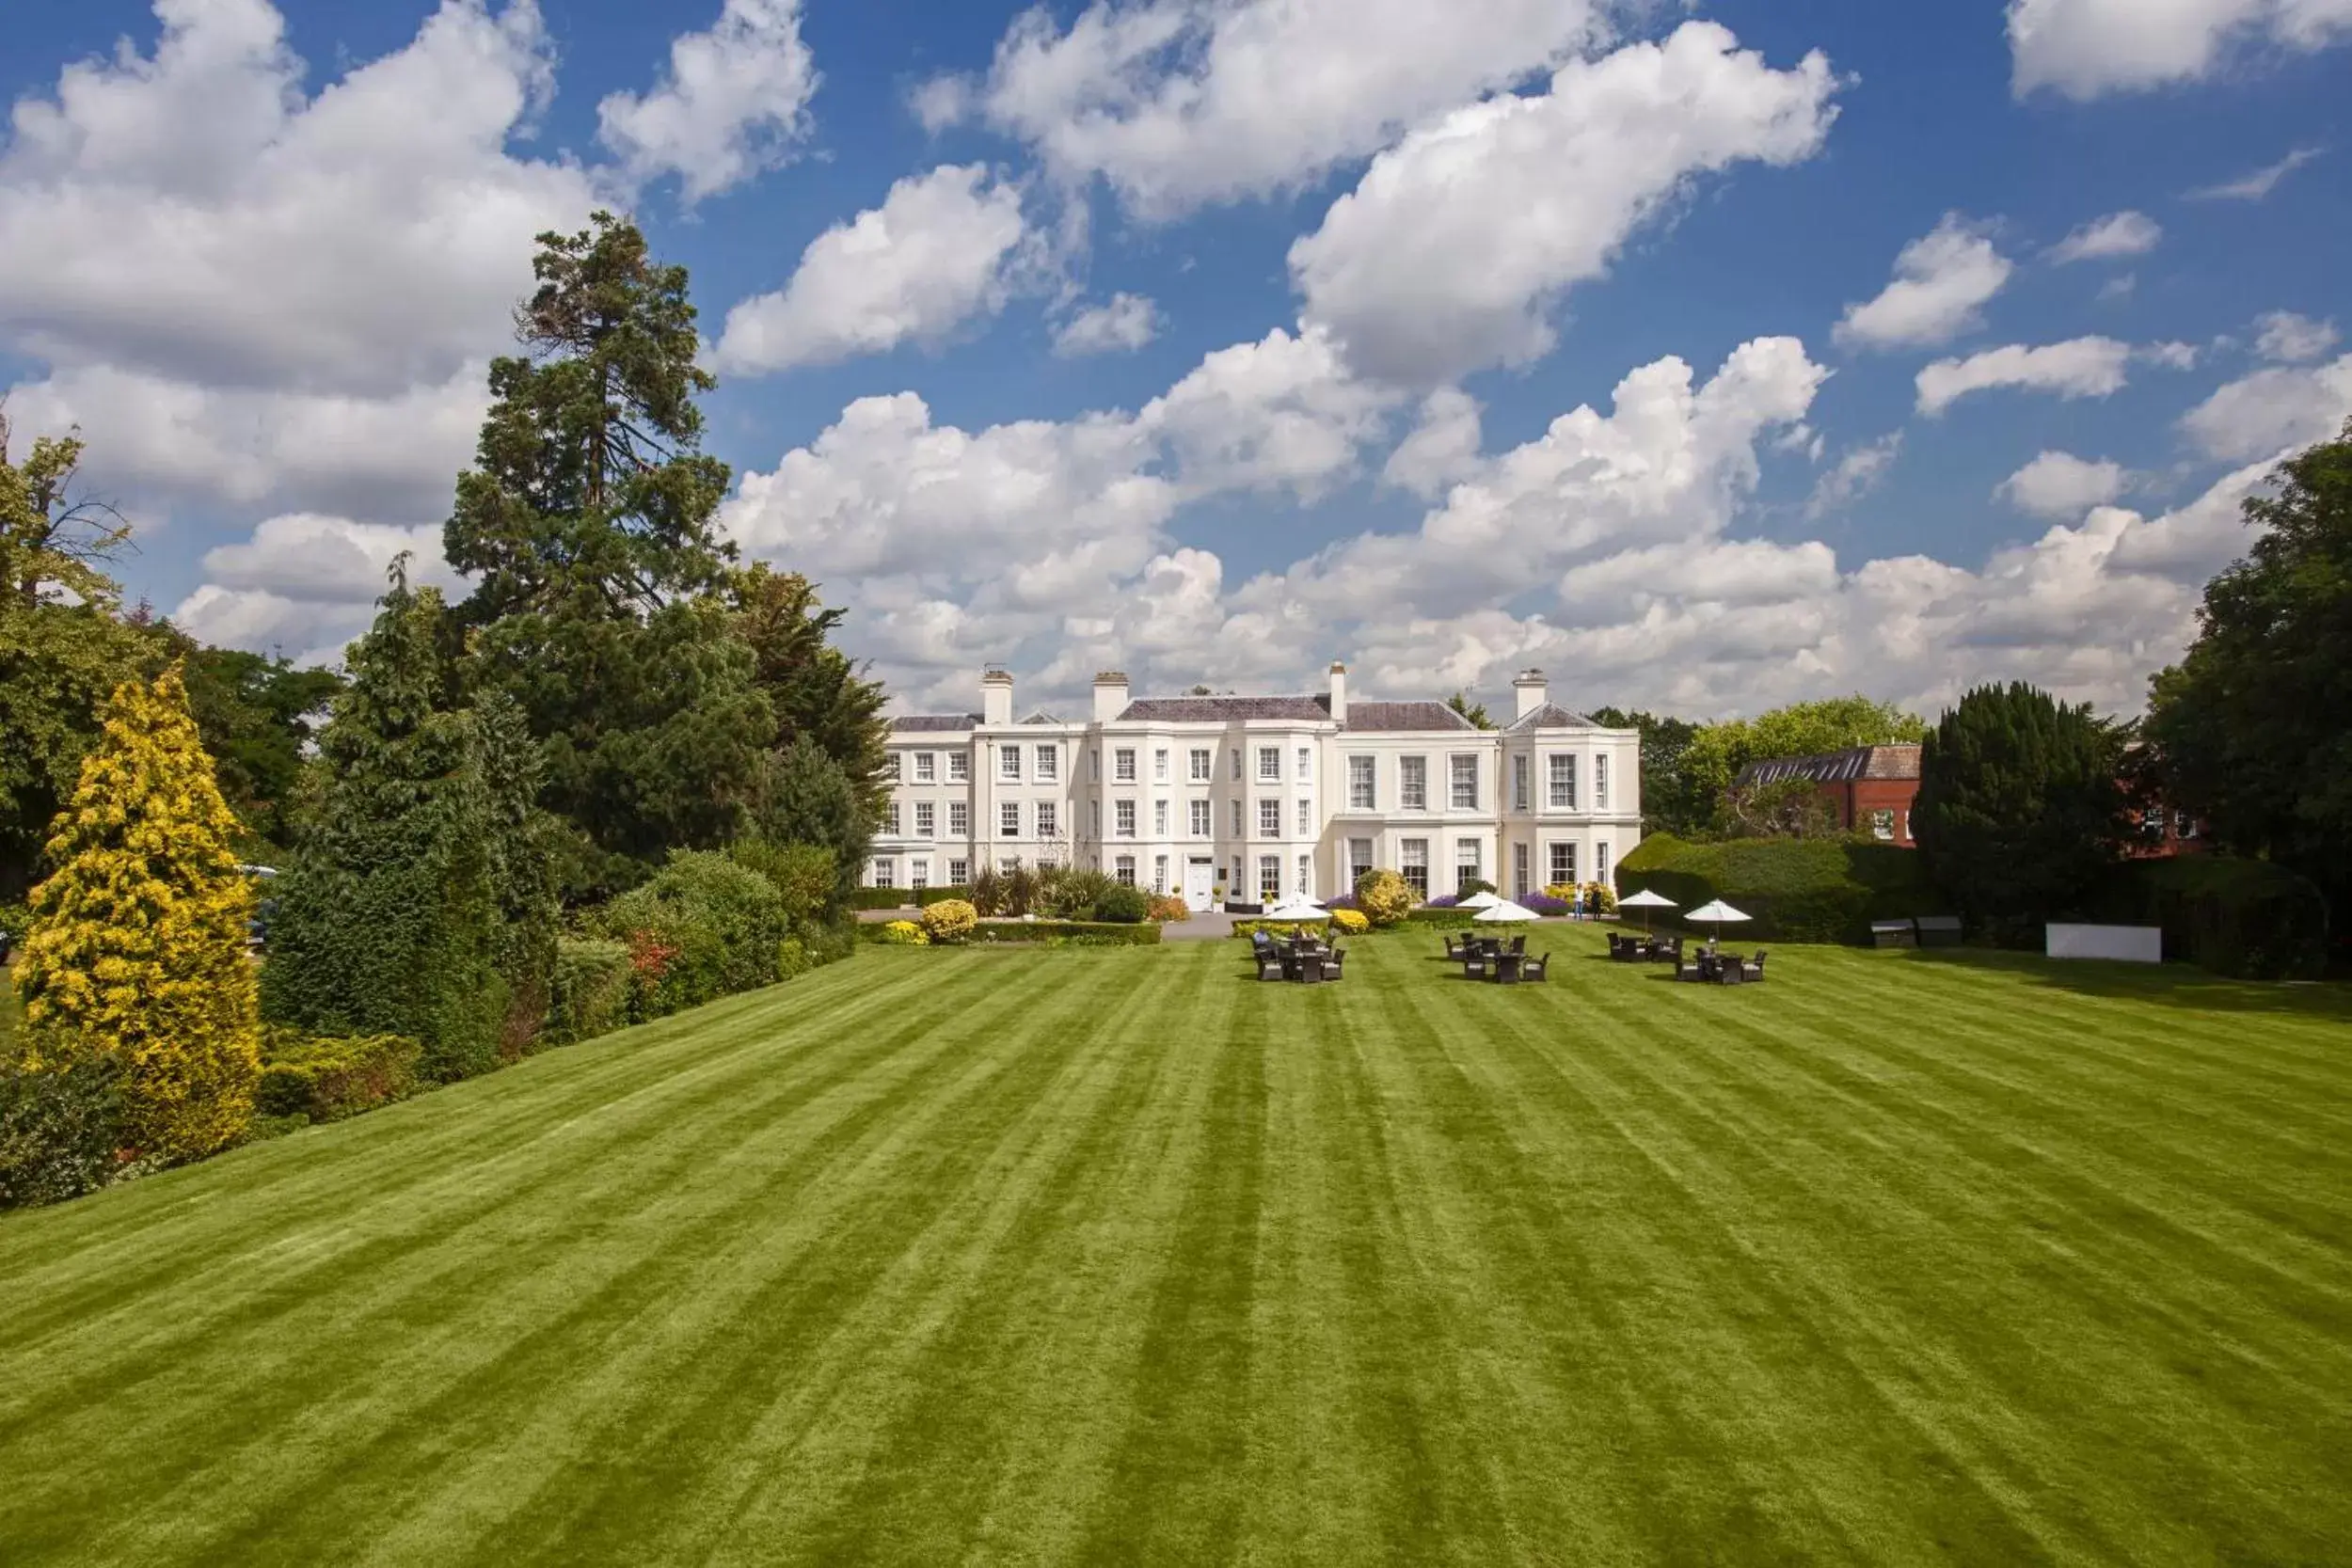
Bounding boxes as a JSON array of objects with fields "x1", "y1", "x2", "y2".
[
  {"x1": 13, "y1": 667, "x2": 261, "y2": 1161},
  {"x1": 1353, "y1": 868, "x2": 1413, "y2": 927},
  {"x1": 920, "y1": 898, "x2": 978, "y2": 944},
  {"x1": 1328, "y1": 908, "x2": 1371, "y2": 934}
]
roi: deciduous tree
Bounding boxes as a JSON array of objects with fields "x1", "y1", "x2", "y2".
[{"x1": 2142, "y1": 420, "x2": 2352, "y2": 937}]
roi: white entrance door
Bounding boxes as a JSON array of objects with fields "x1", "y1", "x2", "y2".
[{"x1": 1184, "y1": 857, "x2": 1217, "y2": 912}]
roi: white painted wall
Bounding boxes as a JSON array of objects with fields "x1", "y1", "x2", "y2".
[{"x1": 2046, "y1": 924, "x2": 2163, "y2": 963}]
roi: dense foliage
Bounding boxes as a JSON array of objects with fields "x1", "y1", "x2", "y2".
[
  {"x1": 920, "y1": 898, "x2": 978, "y2": 943},
  {"x1": 261, "y1": 574, "x2": 560, "y2": 1082},
  {"x1": 0, "y1": 1057, "x2": 130, "y2": 1208},
  {"x1": 593, "y1": 851, "x2": 790, "y2": 1019},
  {"x1": 1616, "y1": 832, "x2": 1939, "y2": 944},
  {"x1": 1353, "y1": 868, "x2": 1414, "y2": 927},
  {"x1": 1091, "y1": 884, "x2": 1152, "y2": 924},
  {"x1": 2141, "y1": 421, "x2": 2352, "y2": 953},
  {"x1": 2089, "y1": 855, "x2": 2329, "y2": 981},
  {"x1": 12, "y1": 669, "x2": 261, "y2": 1160},
  {"x1": 255, "y1": 1028, "x2": 422, "y2": 1123},
  {"x1": 1912, "y1": 683, "x2": 2127, "y2": 941}
]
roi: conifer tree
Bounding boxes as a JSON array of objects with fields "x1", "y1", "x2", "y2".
[
  {"x1": 13, "y1": 667, "x2": 260, "y2": 1160},
  {"x1": 262, "y1": 565, "x2": 558, "y2": 1081},
  {"x1": 1913, "y1": 682, "x2": 2127, "y2": 940}
]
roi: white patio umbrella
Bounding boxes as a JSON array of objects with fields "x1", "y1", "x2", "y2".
[
  {"x1": 1685, "y1": 898, "x2": 1751, "y2": 942},
  {"x1": 1617, "y1": 886, "x2": 1677, "y2": 933},
  {"x1": 1471, "y1": 899, "x2": 1542, "y2": 923},
  {"x1": 1263, "y1": 897, "x2": 1328, "y2": 925},
  {"x1": 1456, "y1": 890, "x2": 1503, "y2": 910}
]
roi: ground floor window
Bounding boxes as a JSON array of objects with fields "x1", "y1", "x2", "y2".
[
  {"x1": 1870, "y1": 808, "x2": 1895, "y2": 841},
  {"x1": 1115, "y1": 855, "x2": 1136, "y2": 885},
  {"x1": 1454, "y1": 838, "x2": 1482, "y2": 893},
  {"x1": 1231, "y1": 857, "x2": 1244, "y2": 893},
  {"x1": 1297, "y1": 854, "x2": 1312, "y2": 899},
  {"x1": 1153, "y1": 855, "x2": 1169, "y2": 892},
  {"x1": 873, "y1": 858, "x2": 897, "y2": 887},
  {"x1": 997, "y1": 857, "x2": 1020, "y2": 875},
  {"x1": 1597, "y1": 842, "x2": 1612, "y2": 886},
  {"x1": 1259, "y1": 855, "x2": 1282, "y2": 902},
  {"x1": 947, "y1": 859, "x2": 968, "y2": 884},
  {"x1": 912, "y1": 858, "x2": 930, "y2": 888},
  {"x1": 1513, "y1": 843, "x2": 1530, "y2": 898},
  {"x1": 1348, "y1": 837, "x2": 1373, "y2": 889},
  {"x1": 1400, "y1": 838, "x2": 1428, "y2": 897},
  {"x1": 1549, "y1": 841, "x2": 1575, "y2": 887}
]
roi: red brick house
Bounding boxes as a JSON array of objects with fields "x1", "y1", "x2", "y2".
[
  {"x1": 1735, "y1": 742, "x2": 2205, "y2": 855},
  {"x1": 1734, "y1": 744, "x2": 1923, "y2": 844}
]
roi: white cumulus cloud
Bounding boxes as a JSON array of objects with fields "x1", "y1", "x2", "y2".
[
  {"x1": 1805, "y1": 433, "x2": 1904, "y2": 519},
  {"x1": 1289, "y1": 22, "x2": 1839, "y2": 385},
  {"x1": 2254, "y1": 310, "x2": 2342, "y2": 363},
  {"x1": 2178, "y1": 354, "x2": 2352, "y2": 461},
  {"x1": 1834, "y1": 215, "x2": 2013, "y2": 352},
  {"x1": 596, "y1": 0, "x2": 818, "y2": 204},
  {"x1": 1052, "y1": 293, "x2": 1160, "y2": 356},
  {"x1": 2009, "y1": 0, "x2": 2352, "y2": 99},
  {"x1": 1915, "y1": 337, "x2": 2134, "y2": 416},
  {"x1": 1995, "y1": 451, "x2": 2130, "y2": 518},
  {"x1": 2047, "y1": 211, "x2": 2161, "y2": 263},
  {"x1": 711, "y1": 165, "x2": 1036, "y2": 374},
  {"x1": 925, "y1": 0, "x2": 1608, "y2": 220}
]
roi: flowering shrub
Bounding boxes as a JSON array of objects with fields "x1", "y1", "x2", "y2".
[
  {"x1": 876, "y1": 920, "x2": 929, "y2": 945},
  {"x1": 1584, "y1": 881, "x2": 1619, "y2": 915},
  {"x1": 1327, "y1": 908, "x2": 1371, "y2": 934},
  {"x1": 921, "y1": 898, "x2": 978, "y2": 944},
  {"x1": 1147, "y1": 894, "x2": 1191, "y2": 923},
  {"x1": 1425, "y1": 894, "x2": 1460, "y2": 909},
  {"x1": 1523, "y1": 894, "x2": 1570, "y2": 916},
  {"x1": 1542, "y1": 882, "x2": 1581, "y2": 903},
  {"x1": 1353, "y1": 868, "x2": 1413, "y2": 927}
]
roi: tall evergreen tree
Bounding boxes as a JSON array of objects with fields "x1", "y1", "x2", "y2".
[
  {"x1": 2142, "y1": 421, "x2": 2352, "y2": 930},
  {"x1": 754, "y1": 736, "x2": 874, "y2": 915},
  {"x1": 1912, "y1": 682, "x2": 2127, "y2": 940},
  {"x1": 444, "y1": 213, "x2": 771, "y2": 895},
  {"x1": 13, "y1": 668, "x2": 260, "y2": 1161},
  {"x1": 262, "y1": 567, "x2": 558, "y2": 1081},
  {"x1": 731, "y1": 564, "x2": 890, "y2": 814}
]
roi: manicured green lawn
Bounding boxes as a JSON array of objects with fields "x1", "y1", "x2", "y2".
[{"x1": 3, "y1": 931, "x2": 2347, "y2": 1565}]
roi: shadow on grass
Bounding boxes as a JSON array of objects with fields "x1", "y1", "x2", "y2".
[{"x1": 1897, "y1": 947, "x2": 2352, "y2": 1021}]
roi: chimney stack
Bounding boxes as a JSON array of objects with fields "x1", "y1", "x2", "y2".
[
  {"x1": 1327, "y1": 660, "x2": 1348, "y2": 726},
  {"x1": 981, "y1": 666, "x2": 1014, "y2": 726},
  {"x1": 1092, "y1": 670, "x2": 1130, "y2": 723},
  {"x1": 1513, "y1": 667, "x2": 1549, "y2": 720}
]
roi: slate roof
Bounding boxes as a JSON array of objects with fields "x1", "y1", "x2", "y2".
[
  {"x1": 1341, "y1": 700, "x2": 1477, "y2": 734},
  {"x1": 1115, "y1": 694, "x2": 1333, "y2": 723},
  {"x1": 1736, "y1": 743, "x2": 1922, "y2": 787},
  {"x1": 1504, "y1": 702, "x2": 1598, "y2": 732},
  {"x1": 890, "y1": 713, "x2": 980, "y2": 732}
]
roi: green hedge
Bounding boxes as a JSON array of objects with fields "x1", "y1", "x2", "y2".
[
  {"x1": 971, "y1": 920, "x2": 1164, "y2": 946},
  {"x1": 255, "y1": 1028, "x2": 422, "y2": 1123},
  {"x1": 2089, "y1": 856, "x2": 2328, "y2": 980},
  {"x1": 1402, "y1": 907, "x2": 1477, "y2": 928},
  {"x1": 1617, "y1": 832, "x2": 1942, "y2": 944},
  {"x1": 545, "y1": 938, "x2": 633, "y2": 1046},
  {"x1": 851, "y1": 887, "x2": 916, "y2": 910},
  {"x1": 592, "y1": 851, "x2": 789, "y2": 1020},
  {"x1": 915, "y1": 885, "x2": 974, "y2": 907}
]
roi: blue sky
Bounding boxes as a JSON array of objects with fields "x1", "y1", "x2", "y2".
[{"x1": 3, "y1": 0, "x2": 2348, "y2": 718}]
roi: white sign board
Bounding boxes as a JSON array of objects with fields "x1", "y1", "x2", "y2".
[{"x1": 2045, "y1": 924, "x2": 2163, "y2": 963}]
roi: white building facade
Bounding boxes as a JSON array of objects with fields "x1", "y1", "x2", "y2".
[{"x1": 869, "y1": 663, "x2": 1642, "y2": 910}]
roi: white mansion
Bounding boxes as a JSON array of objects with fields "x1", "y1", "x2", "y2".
[{"x1": 871, "y1": 663, "x2": 1643, "y2": 911}]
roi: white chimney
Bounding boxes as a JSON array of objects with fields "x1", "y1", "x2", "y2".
[
  {"x1": 981, "y1": 667, "x2": 1014, "y2": 726},
  {"x1": 1514, "y1": 667, "x2": 1549, "y2": 720},
  {"x1": 1328, "y1": 660, "x2": 1348, "y2": 725},
  {"x1": 1092, "y1": 669, "x2": 1130, "y2": 723}
]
